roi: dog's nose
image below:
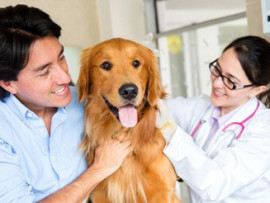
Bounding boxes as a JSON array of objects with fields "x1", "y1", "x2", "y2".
[{"x1": 119, "y1": 83, "x2": 138, "y2": 100}]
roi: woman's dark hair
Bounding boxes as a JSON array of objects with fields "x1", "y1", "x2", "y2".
[
  {"x1": 0, "y1": 4, "x2": 61, "y2": 100},
  {"x1": 223, "y1": 35, "x2": 270, "y2": 107}
]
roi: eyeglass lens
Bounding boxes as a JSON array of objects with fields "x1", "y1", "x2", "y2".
[{"x1": 210, "y1": 62, "x2": 235, "y2": 90}]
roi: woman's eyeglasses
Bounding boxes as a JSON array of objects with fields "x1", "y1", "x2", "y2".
[{"x1": 209, "y1": 59, "x2": 255, "y2": 90}]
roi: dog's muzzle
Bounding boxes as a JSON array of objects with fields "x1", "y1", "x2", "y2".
[
  {"x1": 118, "y1": 83, "x2": 138, "y2": 100},
  {"x1": 102, "y1": 83, "x2": 139, "y2": 128}
]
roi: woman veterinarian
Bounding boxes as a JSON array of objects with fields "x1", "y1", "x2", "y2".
[{"x1": 158, "y1": 36, "x2": 270, "y2": 203}]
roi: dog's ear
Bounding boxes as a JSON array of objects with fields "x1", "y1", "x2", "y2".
[
  {"x1": 146, "y1": 49, "x2": 164, "y2": 106},
  {"x1": 78, "y1": 47, "x2": 92, "y2": 103}
]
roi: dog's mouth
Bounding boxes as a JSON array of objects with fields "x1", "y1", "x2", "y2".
[{"x1": 102, "y1": 96, "x2": 138, "y2": 128}]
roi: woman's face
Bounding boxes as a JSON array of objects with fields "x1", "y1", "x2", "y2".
[{"x1": 210, "y1": 48, "x2": 264, "y2": 115}]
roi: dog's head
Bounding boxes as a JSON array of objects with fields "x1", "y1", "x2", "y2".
[{"x1": 78, "y1": 38, "x2": 164, "y2": 128}]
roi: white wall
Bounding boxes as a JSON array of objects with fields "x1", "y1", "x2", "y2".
[
  {"x1": 157, "y1": 0, "x2": 246, "y2": 32},
  {"x1": 0, "y1": 0, "x2": 148, "y2": 46},
  {"x1": 246, "y1": 0, "x2": 270, "y2": 41},
  {"x1": 96, "y1": 0, "x2": 147, "y2": 42},
  {"x1": 0, "y1": 0, "x2": 101, "y2": 49}
]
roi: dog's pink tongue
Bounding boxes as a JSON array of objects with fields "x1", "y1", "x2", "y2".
[{"x1": 119, "y1": 105, "x2": 137, "y2": 128}]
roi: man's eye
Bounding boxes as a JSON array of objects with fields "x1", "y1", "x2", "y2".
[
  {"x1": 59, "y1": 55, "x2": 65, "y2": 61},
  {"x1": 39, "y1": 68, "x2": 51, "y2": 77},
  {"x1": 39, "y1": 71, "x2": 49, "y2": 77}
]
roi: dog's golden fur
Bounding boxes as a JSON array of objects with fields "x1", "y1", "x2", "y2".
[{"x1": 78, "y1": 38, "x2": 180, "y2": 203}]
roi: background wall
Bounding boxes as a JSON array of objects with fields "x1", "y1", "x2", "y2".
[
  {"x1": 96, "y1": 0, "x2": 147, "y2": 42},
  {"x1": 0, "y1": 0, "x2": 100, "y2": 48},
  {"x1": 0, "y1": 0, "x2": 147, "y2": 48},
  {"x1": 246, "y1": 0, "x2": 270, "y2": 41}
]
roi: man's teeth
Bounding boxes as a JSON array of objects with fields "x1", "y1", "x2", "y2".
[{"x1": 52, "y1": 87, "x2": 65, "y2": 93}]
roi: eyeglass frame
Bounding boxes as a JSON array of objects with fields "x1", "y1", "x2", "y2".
[{"x1": 209, "y1": 59, "x2": 255, "y2": 90}]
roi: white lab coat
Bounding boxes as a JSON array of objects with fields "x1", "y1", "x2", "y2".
[{"x1": 163, "y1": 95, "x2": 270, "y2": 203}]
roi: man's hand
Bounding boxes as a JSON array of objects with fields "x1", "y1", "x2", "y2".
[
  {"x1": 39, "y1": 139, "x2": 131, "y2": 203},
  {"x1": 156, "y1": 99, "x2": 177, "y2": 144},
  {"x1": 92, "y1": 139, "x2": 132, "y2": 180}
]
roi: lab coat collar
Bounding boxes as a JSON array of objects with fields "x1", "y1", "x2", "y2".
[
  {"x1": 223, "y1": 97, "x2": 259, "y2": 126},
  {"x1": 200, "y1": 97, "x2": 260, "y2": 126}
]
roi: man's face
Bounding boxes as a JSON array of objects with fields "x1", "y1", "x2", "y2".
[{"x1": 10, "y1": 36, "x2": 72, "y2": 112}]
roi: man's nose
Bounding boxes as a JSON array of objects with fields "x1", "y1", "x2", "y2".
[{"x1": 53, "y1": 65, "x2": 71, "y2": 84}]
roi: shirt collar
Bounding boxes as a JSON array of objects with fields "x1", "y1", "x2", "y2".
[
  {"x1": 5, "y1": 94, "x2": 35, "y2": 120},
  {"x1": 210, "y1": 103, "x2": 244, "y2": 127},
  {"x1": 4, "y1": 94, "x2": 67, "y2": 120}
]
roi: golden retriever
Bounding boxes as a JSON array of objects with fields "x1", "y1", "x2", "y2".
[{"x1": 78, "y1": 38, "x2": 180, "y2": 203}]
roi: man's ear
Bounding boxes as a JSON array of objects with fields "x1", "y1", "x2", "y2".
[{"x1": 0, "y1": 81, "x2": 17, "y2": 94}]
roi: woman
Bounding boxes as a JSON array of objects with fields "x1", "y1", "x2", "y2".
[{"x1": 158, "y1": 36, "x2": 270, "y2": 202}]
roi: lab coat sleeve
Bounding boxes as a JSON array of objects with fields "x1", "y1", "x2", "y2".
[
  {"x1": 0, "y1": 124, "x2": 35, "y2": 202},
  {"x1": 164, "y1": 111, "x2": 270, "y2": 201},
  {"x1": 166, "y1": 95, "x2": 210, "y2": 132}
]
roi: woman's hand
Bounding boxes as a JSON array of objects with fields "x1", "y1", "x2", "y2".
[{"x1": 156, "y1": 99, "x2": 177, "y2": 144}]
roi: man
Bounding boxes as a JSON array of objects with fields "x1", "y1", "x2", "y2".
[{"x1": 0, "y1": 4, "x2": 131, "y2": 202}]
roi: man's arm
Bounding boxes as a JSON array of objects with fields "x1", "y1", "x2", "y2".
[{"x1": 39, "y1": 139, "x2": 131, "y2": 203}]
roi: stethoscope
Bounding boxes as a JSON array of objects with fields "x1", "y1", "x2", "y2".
[{"x1": 191, "y1": 101, "x2": 260, "y2": 140}]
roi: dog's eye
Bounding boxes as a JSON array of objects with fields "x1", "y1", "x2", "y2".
[
  {"x1": 132, "y1": 60, "x2": 140, "y2": 68},
  {"x1": 100, "y1": 61, "x2": 112, "y2": 70}
]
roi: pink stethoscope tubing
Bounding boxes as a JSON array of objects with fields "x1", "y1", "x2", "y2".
[{"x1": 191, "y1": 101, "x2": 260, "y2": 140}]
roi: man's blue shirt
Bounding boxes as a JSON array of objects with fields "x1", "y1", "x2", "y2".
[{"x1": 0, "y1": 86, "x2": 87, "y2": 202}]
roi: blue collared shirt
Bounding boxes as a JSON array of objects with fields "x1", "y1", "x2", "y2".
[{"x1": 0, "y1": 86, "x2": 87, "y2": 202}]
